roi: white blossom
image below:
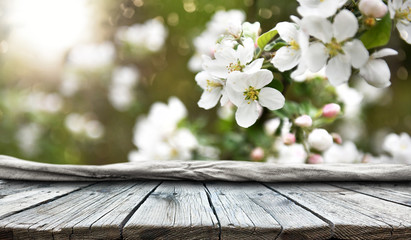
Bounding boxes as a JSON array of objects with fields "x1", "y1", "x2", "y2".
[
  {"x1": 195, "y1": 71, "x2": 226, "y2": 109},
  {"x1": 359, "y1": 48, "x2": 398, "y2": 88},
  {"x1": 129, "y1": 97, "x2": 199, "y2": 161},
  {"x1": 226, "y1": 70, "x2": 285, "y2": 128},
  {"x1": 67, "y1": 42, "x2": 115, "y2": 70},
  {"x1": 323, "y1": 141, "x2": 362, "y2": 163},
  {"x1": 188, "y1": 10, "x2": 246, "y2": 72},
  {"x1": 271, "y1": 22, "x2": 309, "y2": 72},
  {"x1": 359, "y1": 0, "x2": 388, "y2": 18},
  {"x1": 268, "y1": 141, "x2": 307, "y2": 164},
  {"x1": 297, "y1": 0, "x2": 347, "y2": 18},
  {"x1": 16, "y1": 123, "x2": 43, "y2": 157},
  {"x1": 109, "y1": 66, "x2": 140, "y2": 111},
  {"x1": 388, "y1": 0, "x2": 411, "y2": 44},
  {"x1": 308, "y1": 128, "x2": 333, "y2": 151},
  {"x1": 302, "y1": 10, "x2": 369, "y2": 85},
  {"x1": 116, "y1": 19, "x2": 168, "y2": 53},
  {"x1": 202, "y1": 37, "x2": 263, "y2": 79},
  {"x1": 383, "y1": 132, "x2": 411, "y2": 163}
]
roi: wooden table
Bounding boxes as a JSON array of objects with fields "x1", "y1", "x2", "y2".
[{"x1": 0, "y1": 180, "x2": 410, "y2": 239}]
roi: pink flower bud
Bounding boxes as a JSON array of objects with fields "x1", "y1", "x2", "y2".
[
  {"x1": 308, "y1": 154, "x2": 324, "y2": 164},
  {"x1": 283, "y1": 133, "x2": 296, "y2": 145},
  {"x1": 322, "y1": 103, "x2": 341, "y2": 118},
  {"x1": 331, "y1": 133, "x2": 343, "y2": 144},
  {"x1": 294, "y1": 115, "x2": 312, "y2": 127},
  {"x1": 359, "y1": 0, "x2": 388, "y2": 18},
  {"x1": 250, "y1": 147, "x2": 264, "y2": 161}
]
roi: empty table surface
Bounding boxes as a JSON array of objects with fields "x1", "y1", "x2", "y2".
[{"x1": 0, "y1": 180, "x2": 410, "y2": 239}]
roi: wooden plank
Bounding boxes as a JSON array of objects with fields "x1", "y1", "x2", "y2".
[
  {"x1": 0, "y1": 181, "x2": 159, "y2": 240},
  {"x1": 123, "y1": 181, "x2": 219, "y2": 240},
  {"x1": 267, "y1": 183, "x2": 393, "y2": 240},
  {"x1": 0, "y1": 181, "x2": 92, "y2": 219},
  {"x1": 205, "y1": 182, "x2": 331, "y2": 240},
  {"x1": 331, "y1": 182, "x2": 411, "y2": 207}
]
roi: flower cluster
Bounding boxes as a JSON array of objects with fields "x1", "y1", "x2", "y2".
[{"x1": 190, "y1": 1, "x2": 411, "y2": 163}]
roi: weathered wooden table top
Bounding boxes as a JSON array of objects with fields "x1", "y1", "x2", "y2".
[{"x1": 0, "y1": 180, "x2": 410, "y2": 240}]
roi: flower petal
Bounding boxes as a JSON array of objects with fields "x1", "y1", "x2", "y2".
[
  {"x1": 359, "y1": 59, "x2": 391, "y2": 88},
  {"x1": 371, "y1": 48, "x2": 398, "y2": 58},
  {"x1": 271, "y1": 46, "x2": 301, "y2": 71},
  {"x1": 226, "y1": 71, "x2": 249, "y2": 92},
  {"x1": 275, "y1": 22, "x2": 298, "y2": 42},
  {"x1": 195, "y1": 71, "x2": 210, "y2": 89},
  {"x1": 333, "y1": 10, "x2": 358, "y2": 42},
  {"x1": 235, "y1": 101, "x2": 259, "y2": 128},
  {"x1": 237, "y1": 37, "x2": 255, "y2": 64},
  {"x1": 396, "y1": 22, "x2": 411, "y2": 44},
  {"x1": 326, "y1": 54, "x2": 351, "y2": 86},
  {"x1": 343, "y1": 39, "x2": 369, "y2": 68},
  {"x1": 250, "y1": 69, "x2": 274, "y2": 89},
  {"x1": 306, "y1": 42, "x2": 328, "y2": 72},
  {"x1": 244, "y1": 58, "x2": 264, "y2": 73},
  {"x1": 258, "y1": 87, "x2": 285, "y2": 110},
  {"x1": 202, "y1": 57, "x2": 229, "y2": 79},
  {"x1": 198, "y1": 87, "x2": 222, "y2": 109},
  {"x1": 225, "y1": 84, "x2": 244, "y2": 106},
  {"x1": 301, "y1": 16, "x2": 333, "y2": 43}
]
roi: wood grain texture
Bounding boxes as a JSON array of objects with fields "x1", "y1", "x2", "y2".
[
  {"x1": 205, "y1": 182, "x2": 331, "y2": 240},
  {"x1": 123, "y1": 181, "x2": 219, "y2": 240},
  {"x1": 0, "y1": 181, "x2": 158, "y2": 240},
  {"x1": 0, "y1": 181, "x2": 92, "y2": 219},
  {"x1": 332, "y1": 182, "x2": 411, "y2": 207},
  {"x1": 268, "y1": 183, "x2": 393, "y2": 240}
]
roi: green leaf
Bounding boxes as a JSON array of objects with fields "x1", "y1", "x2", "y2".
[
  {"x1": 257, "y1": 29, "x2": 278, "y2": 50},
  {"x1": 264, "y1": 41, "x2": 287, "y2": 52},
  {"x1": 360, "y1": 14, "x2": 392, "y2": 49},
  {"x1": 268, "y1": 79, "x2": 284, "y2": 92}
]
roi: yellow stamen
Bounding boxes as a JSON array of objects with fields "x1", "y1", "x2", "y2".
[
  {"x1": 227, "y1": 59, "x2": 245, "y2": 73},
  {"x1": 206, "y1": 80, "x2": 222, "y2": 92},
  {"x1": 396, "y1": 7, "x2": 411, "y2": 21},
  {"x1": 325, "y1": 38, "x2": 343, "y2": 57},
  {"x1": 290, "y1": 40, "x2": 300, "y2": 50},
  {"x1": 243, "y1": 86, "x2": 260, "y2": 104}
]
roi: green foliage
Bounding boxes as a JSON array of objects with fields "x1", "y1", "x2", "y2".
[
  {"x1": 360, "y1": 14, "x2": 392, "y2": 49},
  {"x1": 257, "y1": 29, "x2": 278, "y2": 50}
]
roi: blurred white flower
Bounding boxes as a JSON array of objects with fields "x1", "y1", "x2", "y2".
[
  {"x1": 359, "y1": 0, "x2": 388, "y2": 18},
  {"x1": 16, "y1": 123, "x2": 43, "y2": 157},
  {"x1": 188, "y1": 10, "x2": 246, "y2": 72},
  {"x1": 202, "y1": 37, "x2": 263, "y2": 79},
  {"x1": 226, "y1": 70, "x2": 285, "y2": 128},
  {"x1": 217, "y1": 102, "x2": 235, "y2": 120},
  {"x1": 359, "y1": 48, "x2": 398, "y2": 88},
  {"x1": 268, "y1": 141, "x2": 307, "y2": 164},
  {"x1": 116, "y1": 18, "x2": 168, "y2": 53},
  {"x1": 242, "y1": 22, "x2": 261, "y2": 41},
  {"x1": 354, "y1": 78, "x2": 388, "y2": 104},
  {"x1": 264, "y1": 118, "x2": 281, "y2": 135},
  {"x1": 60, "y1": 71, "x2": 80, "y2": 97},
  {"x1": 323, "y1": 141, "x2": 362, "y2": 163},
  {"x1": 336, "y1": 84, "x2": 364, "y2": 118},
  {"x1": 67, "y1": 42, "x2": 115, "y2": 70},
  {"x1": 383, "y1": 132, "x2": 411, "y2": 163},
  {"x1": 64, "y1": 113, "x2": 104, "y2": 139},
  {"x1": 388, "y1": 0, "x2": 411, "y2": 44},
  {"x1": 297, "y1": 0, "x2": 347, "y2": 18},
  {"x1": 302, "y1": 10, "x2": 369, "y2": 85},
  {"x1": 129, "y1": 97, "x2": 199, "y2": 161},
  {"x1": 109, "y1": 66, "x2": 140, "y2": 111},
  {"x1": 25, "y1": 92, "x2": 63, "y2": 113},
  {"x1": 308, "y1": 128, "x2": 333, "y2": 151}
]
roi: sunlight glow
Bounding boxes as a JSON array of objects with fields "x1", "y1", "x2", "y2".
[{"x1": 7, "y1": 0, "x2": 91, "y2": 61}]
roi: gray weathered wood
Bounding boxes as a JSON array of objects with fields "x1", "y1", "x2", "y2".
[
  {"x1": 0, "y1": 181, "x2": 92, "y2": 219},
  {"x1": 332, "y1": 182, "x2": 411, "y2": 207},
  {"x1": 206, "y1": 182, "x2": 331, "y2": 240},
  {"x1": 0, "y1": 181, "x2": 159, "y2": 240},
  {"x1": 123, "y1": 181, "x2": 219, "y2": 240},
  {"x1": 267, "y1": 183, "x2": 394, "y2": 239}
]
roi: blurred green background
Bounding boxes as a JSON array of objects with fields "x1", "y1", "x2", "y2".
[{"x1": 0, "y1": 0, "x2": 409, "y2": 165}]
